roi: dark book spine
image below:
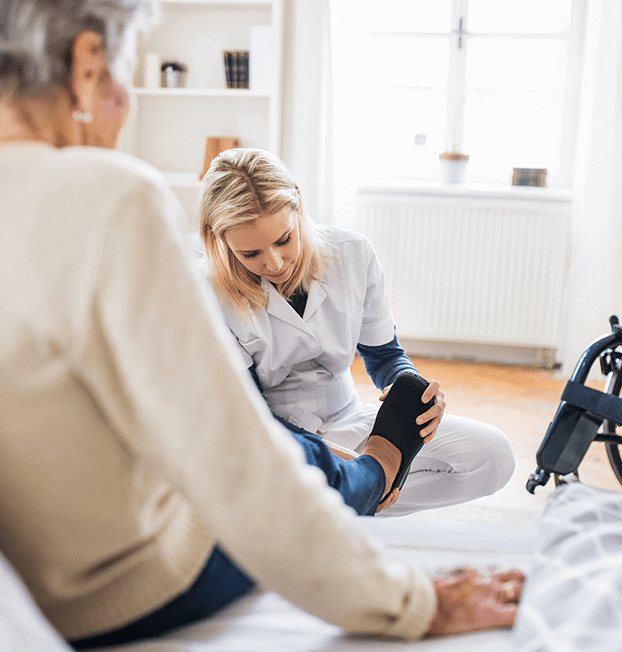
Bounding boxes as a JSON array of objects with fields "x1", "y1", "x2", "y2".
[
  {"x1": 238, "y1": 50, "x2": 249, "y2": 89},
  {"x1": 223, "y1": 51, "x2": 233, "y2": 88},
  {"x1": 231, "y1": 50, "x2": 239, "y2": 88}
]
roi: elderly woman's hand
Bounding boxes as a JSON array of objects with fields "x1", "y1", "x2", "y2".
[
  {"x1": 426, "y1": 566, "x2": 525, "y2": 637},
  {"x1": 379, "y1": 379, "x2": 445, "y2": 444}
]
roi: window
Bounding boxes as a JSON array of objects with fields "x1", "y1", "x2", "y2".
[{"x1": 332, "y1": 0, "x2": 586, "y2": 187}]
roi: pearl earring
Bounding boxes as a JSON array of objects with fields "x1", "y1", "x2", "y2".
[{"x1": 72, "y1": 110, "x2": 94, "y2": 124}]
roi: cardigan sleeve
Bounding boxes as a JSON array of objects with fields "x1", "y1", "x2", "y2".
[{"x1": 85, "y1": 172, "x2": 436, "y2": 640}]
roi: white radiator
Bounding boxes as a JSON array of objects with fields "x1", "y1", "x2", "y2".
[{"x1": 355, "y1": 190, "x2": 572, "y2": 349}]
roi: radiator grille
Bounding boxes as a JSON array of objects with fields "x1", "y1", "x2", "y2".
[{"x1": 356, "y1": 193, "x2": 571, "y2": 348}]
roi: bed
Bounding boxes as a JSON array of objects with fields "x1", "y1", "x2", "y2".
[
  {"x1": 12, "y1": 487, "x2": 620, "y2": 652},
  {"x1": 31, "y1": 517, "x2": 532, "y2": 652},
  {"x1": 1, "y1": 516, "x2": 536, "y2": 652}
]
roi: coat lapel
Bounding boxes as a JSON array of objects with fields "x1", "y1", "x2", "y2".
[
  {"x1": 264, "y1": 280, "x2": 328, "y2": 331},
  {"x1": 264, "y1": 280, "x2": 312, "y2": 333},
  {"x1": 303, "y1": 281, "x2": 327, "y2": 321}
]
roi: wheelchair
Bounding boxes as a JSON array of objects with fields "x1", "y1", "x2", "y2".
[{"x1": 527, "y1": 315, "x2": 622, "y2": 493}]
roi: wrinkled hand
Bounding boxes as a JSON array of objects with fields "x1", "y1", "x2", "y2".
[
  {"x1": 426, "y1": 566, "x2": 525, "y2": 637},
  {"x1": 379, "y1": 379, "x2": 446, "y2": 443}
]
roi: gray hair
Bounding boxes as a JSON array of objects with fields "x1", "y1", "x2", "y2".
[{"x1": 0, "y1": 0, "x2": 157, "y2": 96}]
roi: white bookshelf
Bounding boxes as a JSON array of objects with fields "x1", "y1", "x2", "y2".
[
  {"x1": 124, "y1": 0, "x2": 283, "y2": 221},
  {"x1": 134, "y1": 88, "x2": 271, "y2": 98}
]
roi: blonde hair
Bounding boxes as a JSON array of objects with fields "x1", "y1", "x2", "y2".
[{"x1": 199, "y1": 148, "x2": 332, "y2": 314}]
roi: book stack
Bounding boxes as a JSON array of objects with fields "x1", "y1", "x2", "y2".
[{"x1": 223, "y1": 50, "x2": 249, "y2": 89}]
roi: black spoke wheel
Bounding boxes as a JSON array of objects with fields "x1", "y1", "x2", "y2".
[{"x1": 604, "y1": 368, "x2": 622, "y2": 485}]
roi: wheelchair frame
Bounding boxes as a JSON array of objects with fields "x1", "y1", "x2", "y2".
[{"x1": 527, "y1": 315, "x2": 622, "y2": 493}]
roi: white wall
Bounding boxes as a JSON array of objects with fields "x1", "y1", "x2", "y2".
[
  {"x1": 560, "y1": 0, "x2": 622, "y2": 378},
  {"x1": 280, "y1": 0, "x2": 334, "y2": 224}
]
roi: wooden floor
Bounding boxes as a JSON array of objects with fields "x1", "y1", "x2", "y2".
[{"x1": 351, "y1": 355, "x2": 621, "y2": 525}]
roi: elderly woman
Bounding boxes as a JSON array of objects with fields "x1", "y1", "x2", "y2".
[{"x1": 0, "y1": 0, "x2": 524, "y2": 648}]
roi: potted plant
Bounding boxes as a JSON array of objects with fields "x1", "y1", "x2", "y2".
[
  {"x1": 161, "y1": 60, "x2": 188, "y2": 88},
  {"x1": 439, "y1": 97, "x2": 469, "y2": 183}
]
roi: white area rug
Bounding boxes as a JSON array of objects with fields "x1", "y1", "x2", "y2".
[{"x1": 404, "y1": 468, "x2": 553, "y2": 528}]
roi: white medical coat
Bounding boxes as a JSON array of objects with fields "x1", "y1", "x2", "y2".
[{"x1": 218, "y1": 225, "x2": 396, "y2": 449}]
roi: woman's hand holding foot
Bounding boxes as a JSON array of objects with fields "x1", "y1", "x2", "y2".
[
  {"x1": 418, "y1": 381, "x2": 445, "y2": 443},
  {"x1": 380, "y1": 379, "x2": 446, "y2": 444},
  {"x1": 376, "y1": 488, "x2": 400, "y2": 512}
]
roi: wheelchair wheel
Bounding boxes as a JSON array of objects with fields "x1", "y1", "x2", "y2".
[{"x1": 603, "y1": 368, "x2": 622, "y2": 485}]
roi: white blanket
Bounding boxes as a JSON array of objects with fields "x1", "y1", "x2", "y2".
[
  {"x1": 513, "y1": 483, "x2": 622, "y2": 652},
  {"x1": 98, "y1": 518, "x2": 537, "y2": 652}
]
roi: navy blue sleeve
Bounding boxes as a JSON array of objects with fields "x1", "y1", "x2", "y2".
[{"x1": 356, "y1": 332, "x2": 419, "y2": 390}]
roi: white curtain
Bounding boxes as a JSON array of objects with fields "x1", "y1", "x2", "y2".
[
  {"x1": 559, "y1": 0, "x2": 622, "y2": 376},
  {"x1": 329, "y1": 0, "x2": 367, "y2": 229},
  {"x1": 280, "y1": 0, "x2": 335, "y2": 224},
  {"x1": 280, "y1": 0, "x2": 368, "y2": 228}
]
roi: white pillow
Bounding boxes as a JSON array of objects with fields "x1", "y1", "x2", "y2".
[
  {"x1": 0, "y1": 550, "x2": 72, "y2": 651},
  {"x1": 512, "y1": 482, "x2": 622, "y2": 652}
]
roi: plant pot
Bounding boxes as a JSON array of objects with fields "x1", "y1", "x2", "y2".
[
  {"x1": 163, "y1": 67, "x2": 185, "y2": 88},
  {"x1": 439, "y1": 152, "x2": 469, "y2": 184}
]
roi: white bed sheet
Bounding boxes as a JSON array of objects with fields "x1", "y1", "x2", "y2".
[{"x1": 96, "y1": 518, "x2": 537, "y2": 652}]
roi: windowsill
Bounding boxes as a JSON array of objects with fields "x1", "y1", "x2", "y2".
[{"x1": 357, "y1": 180, "x2": 575, "y2": 203}]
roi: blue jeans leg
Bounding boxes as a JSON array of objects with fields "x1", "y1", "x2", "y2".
[
  {"x1": 70, "y1": 545, "x2": 254, "y2": 649},
  {"x1": 289, "y1": 430, "x2": 385, "y2": 516}
]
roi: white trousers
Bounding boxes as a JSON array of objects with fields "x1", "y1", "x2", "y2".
[{"x1": 320, "y1": 401, "x2": 516, "y2": 518}]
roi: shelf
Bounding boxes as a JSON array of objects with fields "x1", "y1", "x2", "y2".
[
  {"x1": 161, "y1": 0, "x2": 273, "y2": 8},
  {"x1": 134, "y1": 88, "x2": 271, "y2": 98},
  {"x1": 127, "y1": 0, "x2": 283, "y2": 218},
  {"x1": 164, "y1": 172, "x2": 202, "y2": 188},
  {"x1": 358, "y1": 181, "x2": 575, "y2": 203}
]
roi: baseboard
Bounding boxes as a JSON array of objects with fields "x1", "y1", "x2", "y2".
[{"x1": 399, "y1": 338, "x2": 558, "y2": 369}]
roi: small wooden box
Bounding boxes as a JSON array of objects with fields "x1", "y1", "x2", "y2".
[
  {"x1": 512, "y1": 168, "x2": 547, "y2": 187},
  {"x1": 202, "y1": 137, "x2": 241, "y2": 179}
]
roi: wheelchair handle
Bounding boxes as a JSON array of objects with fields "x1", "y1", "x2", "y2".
[{"x1": 570, "y1": 315, "x2": 622, "y2": 385}]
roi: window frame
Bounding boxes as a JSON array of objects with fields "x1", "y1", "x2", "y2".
[{"x1": 357, "y1": 0, "x2": 587, "y2": 188}]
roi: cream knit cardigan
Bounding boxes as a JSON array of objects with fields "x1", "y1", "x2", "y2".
[{"x1": 0, "y1": 143, "x2": 436, "y2": 641}]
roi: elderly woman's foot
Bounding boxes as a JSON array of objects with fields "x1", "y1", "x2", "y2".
[{"x1": 361, "y1": 435, "x2": 402, "y2": 511}]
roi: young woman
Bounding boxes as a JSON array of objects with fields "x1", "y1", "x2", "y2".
[{"x1": 199, "y1": 148, "x2": 516, "y2": 517}]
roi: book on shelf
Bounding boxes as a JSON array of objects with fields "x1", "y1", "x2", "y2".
[
  {"x1": 223, "y1": 51, "x2": 233, "y2": 88},
  {"x1": 236, "y1": 50, "x2": 249, "y2": 89},
  {"x1": 202, "y1": 137, "x2": 241, "y2": 178},
  {"x1": 223, "y1": 50, "x2": 249, "y2": 89},
  {"x1": 231, "y1": 51, "x2": 239, "y2": 88}
]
